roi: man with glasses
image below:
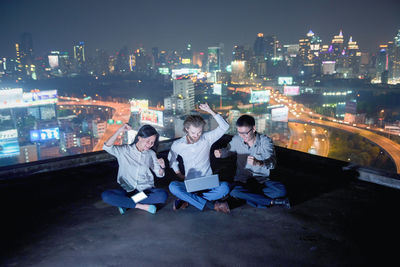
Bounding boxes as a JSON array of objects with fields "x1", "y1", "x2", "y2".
[{"x1": 214, "y1": 115, "x2": 290, "y2": 209}]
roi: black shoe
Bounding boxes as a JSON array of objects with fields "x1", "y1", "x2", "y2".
[
  {"x1": 272, "y1": 198, "x2": 291, "y2": 209},
  {"x1": 173, "y1": 198, "x2": 189, "y2": 211}
]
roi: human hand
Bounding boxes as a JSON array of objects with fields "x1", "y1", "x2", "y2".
[
  {"x1": 157, "y1": 158, "x2": 165, "y2": 169},
  {"x1": 199, "y1": 103, "x2": 214, "y2": 115},
  {"x1": 214, "y1": 149, "x2": 222, "y2": 158},
  {"x1": 247, "y1": 155, "x2": 256, "y2": 166},
  {"x1": 119, "y1": 123, "x2": 132, "y2": 133}
]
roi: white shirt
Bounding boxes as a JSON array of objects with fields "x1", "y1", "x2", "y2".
[
  {"x1": 103, "y1": 143, "x2": 163, "y2": 192},
  {"x1": 168, "y1": 114, "x2": 229, "y2": 178}
]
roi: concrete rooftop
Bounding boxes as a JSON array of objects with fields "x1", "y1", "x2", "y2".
[{"x1": 1, "y1": 139, "x2": 400, "y2": 266}]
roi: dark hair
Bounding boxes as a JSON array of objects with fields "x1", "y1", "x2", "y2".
[
  {"x1": 236, "y1": 115, "x2": 255, "y2": 128},
  {"x1": 183, "y1": 115, "x2": 206, "y2": 133},
  {"x1": 133, "y1": 124, "x2": 159, "y2": 151}
]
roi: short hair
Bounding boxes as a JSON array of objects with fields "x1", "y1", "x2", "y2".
[
  {"x1": 236, "y1": 115, "x2": 255, "y2": 128},
  {"x1": 133, "y1": 124, "x2": 159, "y2": 151},
  {"x1": 183, "y1": 115, "x2": 206, "y2": 133}
]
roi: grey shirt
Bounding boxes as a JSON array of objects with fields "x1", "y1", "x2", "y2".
[
  {"x1": 221, "y1": 133, "x2": 276, "y2": 183},
  {"x1": 103, "y1": 143, "x2": 163, "y2": 192}
]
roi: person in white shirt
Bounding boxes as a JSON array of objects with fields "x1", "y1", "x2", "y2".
[
  {"x1": 168, "y1": 103, "x2": 230, "y2": 213},
  {"x1": 101, "y1": 124, "x2": 168, "y2": 215}
]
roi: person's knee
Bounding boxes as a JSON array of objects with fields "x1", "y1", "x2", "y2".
[
  {"x1": 168, "y1": 181, "x2": 180, "y2": 195},
  {"x1": 101, "y1": 190, "x2": 112, "y2": 203},
  {"x1": 219, "y1": 182, "x2": 230, "y2": 197}
]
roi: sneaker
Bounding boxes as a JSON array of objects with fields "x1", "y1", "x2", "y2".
[
  {"x1": 118, "y1": 207, "x2": 127, "y2": 215},
  {"x1": 214, "y1": 201, "x2": 230, "y2": 214},
  {"x1": 272, "y1": 198, "x2": 291, "y2": 209},
  {"x1": 173, "y1": 199, "x2": 189, "y2": 211},
  {"x1": 147, "y1": 205, "x2": 157, "y2": 214}
]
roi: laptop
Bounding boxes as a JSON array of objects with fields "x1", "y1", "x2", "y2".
[{"x1": 184, "y1": 174, "x2": 220, "y2": 193}]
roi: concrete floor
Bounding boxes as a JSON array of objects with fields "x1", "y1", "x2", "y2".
[{"x1": 1, "y1": 149, "x2": 400, "y2": 266}]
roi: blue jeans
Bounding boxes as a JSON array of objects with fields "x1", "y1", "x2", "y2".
[
  {"x1": 101, "y1": 188, "x2": 168, "y2": 209},
  {"x1": 230, "y1": 180, "x2": 287, "y2": 208},
  {"x1": 169, "y1": 181, "x2": 230, "y2": 210}
]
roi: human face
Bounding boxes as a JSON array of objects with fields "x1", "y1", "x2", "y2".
[
  {"x1": 237, "y1": 126, "x2": 255, "y2": 143},
  {"x1": 186, "y1": 125, "x2": 203, "y2": 144},
  {"x1": 137, "y1": 135, "x2": 156, "y2": 151}
]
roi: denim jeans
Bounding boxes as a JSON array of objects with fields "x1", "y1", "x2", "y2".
[
  {"x1": 101, "y1": 187, "x2": 168, "y2": 208},
  {"x1": 169, "y1": 181, "x2": 230, "y2": 210},
  {"x1": 230, "y1": 179, "x2": 286, "y2": 208}
]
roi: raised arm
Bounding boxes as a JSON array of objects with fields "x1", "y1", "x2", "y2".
[
  {"x1": 200, "y1": 103, "x2": 229, "y2": 143},
  {"x1": 105, "y1": 123, "x2": 132, "y2": 147}
]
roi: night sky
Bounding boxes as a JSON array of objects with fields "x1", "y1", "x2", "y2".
[{"x1": 1, "y1": 0, "x2": 400, "y2": 58}]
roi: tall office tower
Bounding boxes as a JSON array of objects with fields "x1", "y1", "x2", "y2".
[
  {"x1": 15, "y1": 32, "x2": 36, "y2": 80},
  {"x1": 265, "y1": 35, "x2": 277, "y2": 60},
  {"x1": 73, "y1": 42, "x2": 86, "y2": 72},
  {"x1": 253, "y1": 33, "x2": 267, "y2": 58},
  {"x1": 159, "y1": 50, "x2": 167, "y2": 66},
  {"x1": 231, "y1": 60, "x2": 247, "y2": 83},
  {"x1": 15, "y1": 43, "x2": 23, "y2": 80},
  {"x1": 152, "y1": 47, "x2": 159, "y2": 67},
  {"x1": 115, "y1": 46, "x2": 130, "y2": 72},
  {"x1": 133, "y1": 47, "x2": 150, "y2": 72},
  {"x1": 193, "y1": 52, "x2": 205, "y2": 68},
  {"x1": 233, "y1": 45, "x2": 246, "y2": 61},
  {"x1": 376, "y1": 45, "x2": 389, "y2": 82},
  {"x1": 208, "y1": 46, "x2": 221, "y2": 72},
  {"x1": 298, "y1": 31, "x2": 314, "y2": 74},
  {"x1": 331, "y1": 30, "x2": 345, "y2": 68},
  {"x1": 345, "y1": 36, "x2": 361, "y2": 77},
  {"x1": 164, "y1": 78, "x2": 195, "y2": 114},
  {"x1": 94, "y1": 49, "x2": 109, "y2": 75},
  {"x1": 181, "y1": 43, "x2": 193, "y2": 65},
  {"x1": 392, "y1": 29, "x2": 400, "y2": 83}
]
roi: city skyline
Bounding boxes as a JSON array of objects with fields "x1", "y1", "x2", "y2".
[{"x1": 1, "y1": 0, "x2": 400, "y2": 57}]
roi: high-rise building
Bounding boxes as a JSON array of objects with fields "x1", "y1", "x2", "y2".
[
  {"x1": 331, "y1": 30, "x2": 345, "y2": 69},
  {"x1": 231, "y1": 60, "x2": 247, "y2": 84},
  {"x1": 376, "y1": 44, "x2": 389, "y2": 82},
  {"x1": 115, "y1": 46, "x2": 130, "y2": 72},
  {"x1": 164, "y1": 78, "x2": 195, "y2": 114},
  {"x1": 346, "y1": 36, "x2": 361, "y2": 77},
  {"x1": 208, "y1": 46, "x2": 221, "y2": 72},
  {"x1": 253, "y1": 33, "x2": 267, "y2": 58},
  {"x1": 73, "y1": 42, "x2": 86, "y2": 72},
  {"x1": 392, "y1": 29, "x2": 400, "y2": 83},
  {"x1": 181, "y1": 43, "x2": 193, "y2": 65}
]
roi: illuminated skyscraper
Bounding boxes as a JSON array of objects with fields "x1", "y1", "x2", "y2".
[
  {"x1": 15, "y1": 32, "x2": 36, "y2": 80},
  {"x1": 181, "y1": 43, "x2": 193, "y2": 65},
  {"x1": 392, "y1": 29, "x2": 400, "y2": 83},
  {"x1": 208, "y1": 46, "x2": 221, "y2": 72},
  {"x1": 253, "y1": 33, "x2": 267, "y2": 58},
  {"x1": 331, "y1": 30, "x2": 345, "y2": 69},
  {"x1": 74, "y1": 42, "x2": 86, "y2": 65},
  {"x1": 376, "y1": 44, "x2": 389, "y2": 82},
  {"x1": 346, "y1": 36, "x2": 361, "y2": 77}
]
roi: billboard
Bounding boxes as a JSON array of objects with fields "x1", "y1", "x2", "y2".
[
  {"x1": 213, "y1": 84, "x2": 222, "y2": 95},
  {"x1": 30, "y1": 127, "x2": 60, "y2": 142},
  {"x1": 158, "y1": 67, "x2": 170, "y2": 75},
  {"x1": 0, "y1": 129, "x2": 20, "y2": 158},
  {"x1": 0, "y1": 88, "x2": 23, "y2": 109},
  {"x1": 283, "y1": 86, "x2": 300, "y2": 96},
  {"x1": 23, "y1": 90, "x2": 58, "y2": 106},
  {"x1": 249, "y1": 90, "x2": 270, "y2": 104},
  {"x1": 48, "y1": 55, "x2": 59, "y2": 69},
  {"x1": 278, "y1": 77, "x2": 293, "y2": 85},
  {"x1": 130, "y1": 99, "x2": 149, "y2": 113},
  {"x1": 271, "y1": 106, "x2": 289, "y2": 122},
  {"x1": 140, "y1": 109, "x2": 164, "y2": 127}
]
